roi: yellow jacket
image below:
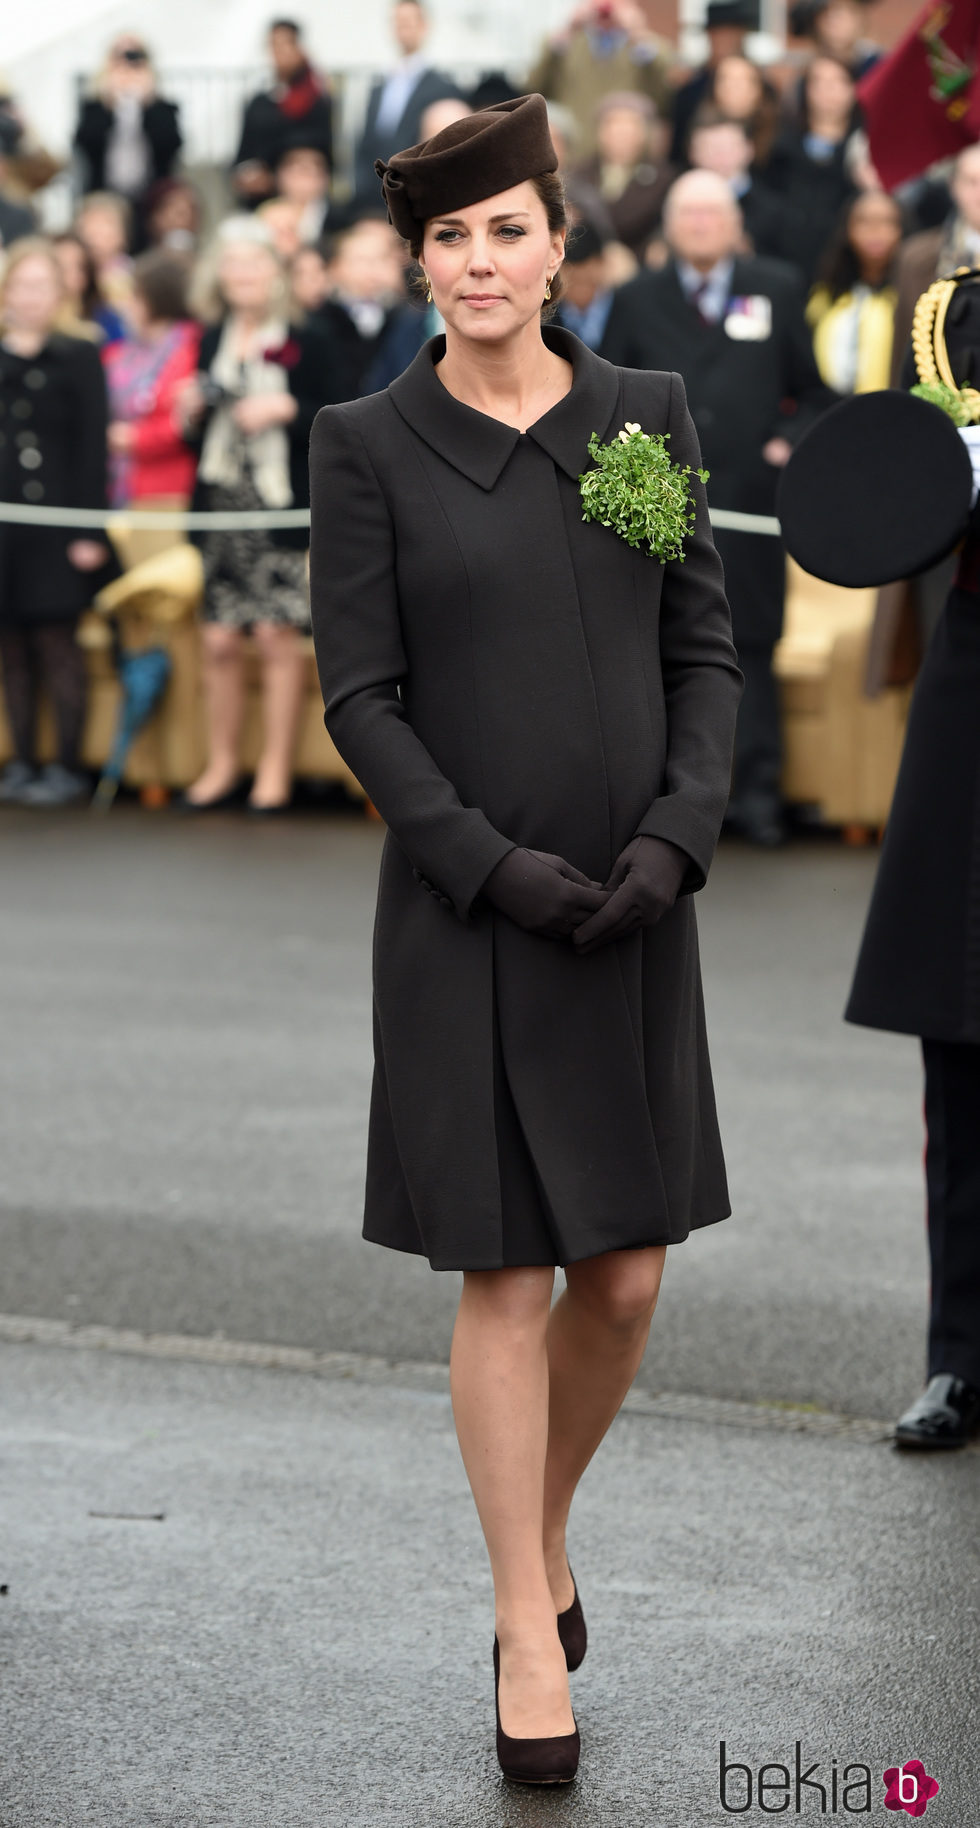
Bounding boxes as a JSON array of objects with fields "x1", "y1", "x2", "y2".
[{"x1": 806, "y1": 284, "x2": 897, "y2": 395}]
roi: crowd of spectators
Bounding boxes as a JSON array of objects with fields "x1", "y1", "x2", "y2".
[{"x1": 0, "y1": 0, "x2": 973, "y2": 819}]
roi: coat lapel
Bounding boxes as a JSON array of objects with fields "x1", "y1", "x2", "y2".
[{"x1": 387, "y1": 326, "x2": 622, "y2": 490}]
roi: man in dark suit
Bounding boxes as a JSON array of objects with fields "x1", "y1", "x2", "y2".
[
  {"x1": 687, "y1": 112, "x2": 798, "y2": 269},
  {"x1": 353, "y1": 0, "x2": 461, "y2": 204},
  {"x1": 601, "y1": 169, "x2": 832, "y2": 843}
]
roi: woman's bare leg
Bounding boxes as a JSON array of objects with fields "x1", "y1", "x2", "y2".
[
  {"x1": 186, "y1": 623, "x2": 245, "y2": 801},
  {"x1": 542, "y1": 1246, "x2": 667, "y2": 1609},
  {"x1": 250, "y1": 622, "x2": 305, "y2": 806},
  {"x1": 450, "y1": 1265, "x2": 576, "y2": 1738}
]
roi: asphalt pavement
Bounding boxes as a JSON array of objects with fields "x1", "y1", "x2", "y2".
[{"x1": 1, "y1": 805, "x2": 977, "y2": 1826}]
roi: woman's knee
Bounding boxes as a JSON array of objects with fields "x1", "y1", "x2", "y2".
[
  {"x1": 565, "y1": 1247, "x2": 666, "y2": 1332},
  {"x1": 252, "y1": 621, "x2": 301, "y2": 659},
  {"x1": 201, "y1": 623, "x2": 242, "y2": 662},
  {"x1": 459, "y1": 1264, "x2": 555, "y2": 1331}
]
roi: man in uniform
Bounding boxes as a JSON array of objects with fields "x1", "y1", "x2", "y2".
[{"x1": 778, "y1": 272, "x2": 980, "y2": 1447}]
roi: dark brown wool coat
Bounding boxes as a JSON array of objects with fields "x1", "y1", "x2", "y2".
[{"x1": 308, "y1": 326, "x2": 743, "y2": 1271}]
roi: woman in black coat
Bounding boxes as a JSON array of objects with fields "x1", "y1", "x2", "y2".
[
  {"x1": 73, "y1": 37, "x2": 182, "y2": 247},
  {"x1": 308, "y1": 97, "x2": 742, "y2": 1786},
  {"x1": 178, "y1": 224, "x2": 340, "y2": 812},
  {"x1": 0, "y1": 239, "x2": 110, "y2": 807}
]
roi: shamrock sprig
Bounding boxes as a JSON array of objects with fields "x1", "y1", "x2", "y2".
[
  {"x1": 578, "y1": 422, "x2": 708, "y2": 562},
  {"x1": 909, "y1": 379, "x2": 980, "y2": 426}
]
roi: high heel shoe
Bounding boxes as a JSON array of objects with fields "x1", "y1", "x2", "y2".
[
  {"x1": 557, "y1": 1567, "x2": 587, "y2": 1672},
  {"x1": 492, "y1": 1635, "x2": 580, "y2": 1786}
]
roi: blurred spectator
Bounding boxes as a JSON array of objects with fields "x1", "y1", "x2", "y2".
[
  {"x1": 362, "y1": 297, "x2": 436, "y2": 391},
  {"x1": 806, "y1": 190, "x2": 902, "y2": 393},
  {"x1": 273, "y1": 141, "x2": 332, "y2": 242},
  {"x1": 574, "y1": 92, "x2": 676, "y2": 256},
  {"x1": 144, "y1": 177, "x2": 203, "y2": 257},
  {"x1": 528, "y1": 0, "x2": 673, "y2": 160},
  {"x1": 669, "y1": 0, "x2": 756, "y2": 164},
  {"x1": 700, "y1": 54, "x2": 780, "y2": 169},
  {"x1": 788, "y1": 0, "x2": 880, "y2": 78},
  {"x1": 418, "y1": 96, "x2": 473, "y2": 141},
  {"x1": 232, "y1": 20, "x2": 333, "y2": 207},
  {"x1": 353, "y1": 0, "x2": 461, "y2": 202},
  {"x1": 103, "y1": 252, "x2": 199, "y2": 517},
  {"x1": 0, "y1": 167, "x2": 35, "y2": 252},
  {"x1": 177, "y1": 221, "x2": 340, "y2": 811},
  {"x1": 600, "y1": 169, "x2": 831, "y2": 846},
  {"x1": 257, "y1": 196, "x2": 306, "y2": 263},
  {"x1": 688, "y1": 110, "x2": 796, "y2": 262},
  {"x1": 313, "y1": 218, "x2": 407, "y2": 398},
  {"x1": 0, "y1": 239, "x2": 110, "y2": 808},
  {"x1": 72, "y1": 36, "x2": 182, "y2": 247},
  {"x1": 0, "y1": 76, "x2": 61, "y2": 201},
  {"x1": 547, "y1": 102, "x2": 618, "y2": 243},
  {"x1": 52, "y1": 233, "x2": 128, "y2": 346},
  {"x1": 765, "y1": 55, "x2": 863, "y2": 284},
  {"x1": 890, "y1": 143, "x2": 980, "y2": 383},
  {"x1": 551, "y1": 221, "x2": 617, "y2": 347},
  {"x1": 289, "y1": 243, "x2": 332, "y2": 318},
  {"x1": 74, "y1": 193, "x2": 134, "y2": 312}
]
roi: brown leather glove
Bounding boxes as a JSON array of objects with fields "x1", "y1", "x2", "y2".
[
  {"x1": 481, "y1": 846, "x2": 610, "y2": 937},
  {"x1": 571, "y1": 835, "x2": 689, "y2": 956}
]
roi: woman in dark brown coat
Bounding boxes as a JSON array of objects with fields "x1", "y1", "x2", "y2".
[{"x1": 308, "y1": 96, "x2": 742, "y2": 1787}]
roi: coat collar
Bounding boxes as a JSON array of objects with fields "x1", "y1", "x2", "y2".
[{"x1": 388, "y1": 325, "x2": 622, "y2": 490}]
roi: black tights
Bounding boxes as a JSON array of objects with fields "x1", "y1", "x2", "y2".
[{"x1": 0, "y1": 620, "x2": 87, "y2": 769}]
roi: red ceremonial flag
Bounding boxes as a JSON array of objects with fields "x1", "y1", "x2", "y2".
[{"x1": 858, "y1": 0, "x2": 980, "y2": 190}]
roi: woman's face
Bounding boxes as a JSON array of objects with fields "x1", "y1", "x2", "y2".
[
  {"x1": 807, "y1": 56, "x2": 855, "y2": 121},
  {"x1": 597, "y1": 107, "x2": 650, "y2": 169},
  {"x1": 712, "y1": 56, "x2": 762, "y2": 119},
  {"x1": 421, "y1": 181, "x2": 565, "y2": 347},
  {"x1": 218, "y1": 241, "x2": 280, "y2": 315},
  {"x1": 2, "y1": 254, "x2": 63, "y2": 333},
  {"x1": 848, "y1": 194, "x2": 901, "y2": 266},
  {"x1": 290, "y1": 247, "x2": 330, "y2": 312},
  {"x1": 77, "y1": 204, "x2": 127, "y2": 263}
]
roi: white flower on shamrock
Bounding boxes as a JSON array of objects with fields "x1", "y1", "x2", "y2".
[{"x1": 617, "y1": 421, "x2": 646, "y2": 444}]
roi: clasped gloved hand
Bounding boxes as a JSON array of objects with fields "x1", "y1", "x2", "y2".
[
  {"x1": 571, "y1": 835, "x2": 689, "y2": 956},
  {"x1": 481, "y1": 846, "x2": 610, "y2": 938}
]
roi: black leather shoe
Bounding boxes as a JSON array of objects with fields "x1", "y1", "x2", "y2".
[
  {"x1": 492, "y1": 1636, "x2": 579, "y2": 1785},
  {"x1": 556, "y1": 1568, "x2": 587, "y2": 1672},
  {"x1": 894, "y1": 1374, "x2": 980, "y2": 1449}
]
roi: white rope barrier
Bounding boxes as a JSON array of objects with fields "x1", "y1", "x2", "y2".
[{"x1": 0, "y1": 501, "x2": 785, "y2": 536}]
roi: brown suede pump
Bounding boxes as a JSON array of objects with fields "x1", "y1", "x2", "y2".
[
  {"x1": 492, "y1": 1635, "x2": 580, "y2": 1785},
  {"x1": 557, "y1": 1567, "x2": 587, "y2": 1671}
]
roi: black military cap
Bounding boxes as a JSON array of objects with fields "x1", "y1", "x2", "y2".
[{"x1": 776, "y1": 391, "x2": 975, "y2": 588}]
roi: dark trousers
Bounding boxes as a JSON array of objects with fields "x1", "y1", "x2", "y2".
[
  {"x1": 730, "y1": 643, "x2": 782, "y2": 821},
  {"x1": 922, "y1": 1038, "x2": 980, "y2": 1387},
  {"x1": 0, "y1": 618, "x2": 87, "y2": 768}
]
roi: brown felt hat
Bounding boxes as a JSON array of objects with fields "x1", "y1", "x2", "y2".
[{"x1": 375, "y1": 93, "x2": 559, "y2": 242}]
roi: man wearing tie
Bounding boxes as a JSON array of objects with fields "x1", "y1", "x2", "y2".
[
  {"x1": 353, "y1": 0, "x2": 461, "y2": 206},
  {"x1": 601, "y1": 170, "x2": 832, "y2": 844}
]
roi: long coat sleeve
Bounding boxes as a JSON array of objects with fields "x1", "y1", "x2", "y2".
[{"x1": 307, "y1": 327, "x2": 741, "y2": 1270}]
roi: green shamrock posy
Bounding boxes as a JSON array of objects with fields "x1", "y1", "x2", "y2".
[{"x1": 578, "y1": 422, "x2": 708, "y2": 562}]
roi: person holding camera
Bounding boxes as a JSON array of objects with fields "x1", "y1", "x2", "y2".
[
  {"x1": 73, "y1": 37, "x2": 182, "y2": 247},
  {"x1": 177, "y1": 221, "x2": 340, "y2": 813}
]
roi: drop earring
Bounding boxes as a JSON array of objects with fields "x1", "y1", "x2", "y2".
[
  {"x1": 424, "y1": 274, "x2": 433, "y2": 303},
  {"x1": 544, "y1": 276, "x2": 552, "y2": 300}
]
